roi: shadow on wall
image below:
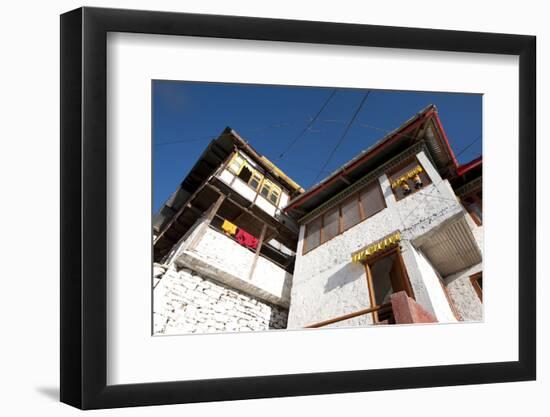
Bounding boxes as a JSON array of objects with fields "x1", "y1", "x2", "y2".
[
  {"x1": 268, "y1": 306, "x2": 289, "y2": 330},
  {"x1": 324, "y1": 262, "x2": 365, "y2": 293}
]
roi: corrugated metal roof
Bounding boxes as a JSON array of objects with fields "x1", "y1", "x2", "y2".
[{"x1": 418, "y1": 217, "x2": 482, "y2": 277}]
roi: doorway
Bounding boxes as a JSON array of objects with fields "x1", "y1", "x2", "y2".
[{"x1": 364, "y1": 247, "x2": 413, "y2": 323}]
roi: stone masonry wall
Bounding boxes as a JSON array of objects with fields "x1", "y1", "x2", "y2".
[{"x1": 153, "y1": 263, "x2": 288, "y2": 335}]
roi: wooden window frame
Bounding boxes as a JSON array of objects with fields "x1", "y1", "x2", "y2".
[
  {"x1": 463, "y1": 191, "x2": 483, "y2": 226},
  {"x1": 387, "y1": 156, "x2": 432, "y2": 202},
  {"x1": 259, "y1": 178, "x2": 282, "y2": 206},
  {"x1": 363, "y1": 245, "x2": 414, "y2": 324},
  {"x1": 227, "y1": 151, "x2": 246, "y2": 175},
  {"x1": 302, "y1": 180, "x2": 387, "y2": 255},
  {"x1": 470, "y1": 272, "x2": 483, "y2": 301},
  {"x1": 228, "y1": 152, "x2": 286, "y2": 205},
  {"x1": 248, "y1": 170, "x2": 264, "y2": 191}
]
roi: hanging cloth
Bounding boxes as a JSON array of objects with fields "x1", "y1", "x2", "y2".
[
  {"x1": 221, "y1": 219, "x2": 238, "y2": 236},
  {"x1": 235, "y1": 228, "x2": 259, "y2": 250}
]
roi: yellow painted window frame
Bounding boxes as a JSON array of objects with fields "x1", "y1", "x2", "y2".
[
  {"x1": 248, "y1": 170, "x2": 264, "y2": 191},
  {"x1": 259, "y1": 179, "x2": 282, "y2": 206},
  {"x1": 227, "y1": 152, "x2": 246, "y2": 174}
]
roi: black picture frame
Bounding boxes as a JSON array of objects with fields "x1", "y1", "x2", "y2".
[{"x1": 60, "y1": 6, "x2": 536, "y2": 410}]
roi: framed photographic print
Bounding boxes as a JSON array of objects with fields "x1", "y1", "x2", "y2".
[{"x1": 60, "y1": 6, "x2": 536, "y2": 409}]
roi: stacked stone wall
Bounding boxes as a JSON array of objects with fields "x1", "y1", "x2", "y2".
[{"x1": 153, "y1": 264, "x2": 288, "y2": 335}]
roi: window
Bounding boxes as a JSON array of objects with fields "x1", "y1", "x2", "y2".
[
  {"x1": 302, "y1": 180, "x2": 387, "y2": 254},
  {"x1": 341, "y1": 196, "x2": 361, "y2": 231},
  {"x1": 387, "y1": 158, "x2": 432, "y2": 201},
  {"x1": 228, "y1": 153, "x2": 245, "y2": 174},
  {"x1": 364, "y1": 247, "x2": 414, "y2": 324},
  {"x1": 470, "y1": 272, "x2": 483, "y2": 301},
  {"x1": 249, "y1": 171, "x2": 263, "y2": 191},
  {"x1": 323, "y1": 207, "x2": 340, "y2": 242},
  {"x1": 304, "y1": 216, "x2": 322, "y2": 252},
  {"x1": 237, "y1": 164, "x2": 253, "y2": 182},
  {"x1": 360, "y1": 181, "x2": 386, "y2": 219},
  {"x1": 463, "y1": 190, "x2": 482, "y2": 225},
  {"x1": 269, "y1": 187, "x2": 281, "y2": 205},
  {"x1": 259, "y1": 179, "x2": 282, "y2": 206}
]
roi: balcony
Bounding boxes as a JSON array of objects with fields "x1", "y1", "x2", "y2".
[{"x1": 175, "y1": 222, "x2": 292, "y2": 308}]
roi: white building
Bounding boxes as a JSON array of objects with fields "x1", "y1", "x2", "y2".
[
  {"x1": 153, "y1": 105, "x2": 483, "y2": 334},
  {"x1": 153, "y1": 128, "x2": 303, "y2": 335},
  {"x1": 283, "y1": 104, "x2": 483, "y2": 328}
]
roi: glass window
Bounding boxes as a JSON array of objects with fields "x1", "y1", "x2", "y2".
[
  {"x1": 341, "y1": 196, "x2": 361, "y2": 231},
  {"x1": 360, "y1": 181, "x2": 386, "y2": 218},
  {"x1": 388, "y1": 159, "x2": 431, "y2": 201},
  {"x1": 259, "y1": 179, "x2": 282, "y2": 206},
  {"x1": 304, "y1": 216, "x2": 322, "y2": 253},
  {"x1": 228, "y1": 154, "x2": 244, "y2": 174},
  {"x1": 322, "y1": 207, "x2": 340, "y2": 242},
  {"x1": 249, "y1": 172, "x2": 263, "y2": 190},
  {"x1": 260, "y1": 182, "x2": 270, "y2": 198},
  {"x1": 269, "y1": 188, "x2": 281, "y2": 205}
]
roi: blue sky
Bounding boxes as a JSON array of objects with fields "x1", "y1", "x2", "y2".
[{"x1": 153, "y1": 81, "x2": 482, "y2": 213}]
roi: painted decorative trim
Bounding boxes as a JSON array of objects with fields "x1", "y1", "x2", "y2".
[
  {"x1": 351, "y1": 231, "x2": 401, "y2": 263},
  {"x1": 300, "y1": 142, "x2": 433, "y2": 224},
  {"x1": 455, "y1": 176, "x2": 482, "y2": 197}
]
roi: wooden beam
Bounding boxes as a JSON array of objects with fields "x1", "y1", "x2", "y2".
[
  {"x1": 205, "y1": 182, "x2": 277, "y2": 234},
  {"x1": 247, "y1": 224, "x2": 267, "y2": 281},
  {"x1": 188, "y1": 193, "x2": 225, "y2": 251},
  {"x1": 305, "y1": 303, "x2": 392, "y2": 328}
]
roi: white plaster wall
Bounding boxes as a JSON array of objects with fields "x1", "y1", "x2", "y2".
[
  {"x1": 279, "y1": 192, "x2": 289, "y2": 208},
  {"x1": 444, "y1": 262, "x2": 483, "y2": 321},
  {"x1": 217, "y1": 168, "x2": 234, "y2": 185},
  {"x1": 287, "y1": 204, "x2": 396, "y2": 328},
  {"x1": 255, "y1": 194, "x2": 276, "y2": 216},
  {"x1": 444, "y1": 223, "x2": 483, "y2": 321},
  {"x1": 231, "y1": 177, "x2": 257, "y2": 201},
  {"x1": 175, "y1": 223, "x2": 292, "y2": 307},
  {"x1": 404, "y1": 243, "x2": 458, "y2": 323},
  {"x1": 394, "y1": 152, "x2": 464, "y2": 241}
]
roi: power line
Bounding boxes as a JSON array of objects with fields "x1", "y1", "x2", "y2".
[
  {"x1": 454, "y1": 134, "x2": 482, "y2": 159},
  {"x1": 154, "y1": 119, "x2": 309, "y2": 147},
  {"x1": 311, "y1": 91, "x2": 371, "y2": 185},
  {"x1": 275, "y1": 89, "x2": 337, "y2": 161}
]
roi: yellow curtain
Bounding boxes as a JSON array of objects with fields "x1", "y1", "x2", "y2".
[{"x1": 222, "y1": 219, "x2": 238, "y2": 236}]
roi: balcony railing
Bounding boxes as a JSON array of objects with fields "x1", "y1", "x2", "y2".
[{"x1": 304, "y1": 303, "x2": 392, "y2": 328}]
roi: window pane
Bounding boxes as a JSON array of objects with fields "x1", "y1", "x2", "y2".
[
  {"x1": 229, "y1": 155, "x2": 244, "y2": 173},
  {"x1": 304, "y1": 217, "x2": 321, "y2": 252},
  {"x1": 249, "y1": 173, "x2": 262, "y2": 190},
  {"x1": 260, "y1": 184, "x2": 270, "y2": 197},
  {"x1": 269, "y1": 191, "x2": 279, "y2": 204},
  {"x1": 322, "y1": 207, "x2": 340, "y2": 242},
  {"x1": 361, "y1": 182, "x2": 386, "y2": 218},
  {"x1": 341, "y1": 196, "x2": 361, "y2": 230}
]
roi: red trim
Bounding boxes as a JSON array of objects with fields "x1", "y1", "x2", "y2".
[
  {"x1": 286, "y1": 107, "x2": 437, "y2": 211},
  {"x1": 456, "y1": 156, "x2": 482, "y2": 176},
  {"x1": 431, "y1": 111, "x2": 459, "y2": 169}
]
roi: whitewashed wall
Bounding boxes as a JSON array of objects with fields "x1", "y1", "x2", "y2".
[
  {"x1": 175, "y1": 220, "x2": 292, "y2": 307},
  {"x1": 402, "y1": 242, "x2": 458, "y2": 322},
  {"x1": 153, "y1": 264, "x2": 288, "y2": 335},
  {"x1": 288, "y1": 151, "x2": 467, "y2": 327}
]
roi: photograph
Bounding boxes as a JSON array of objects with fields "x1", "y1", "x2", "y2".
[{"x1": 152, "y1": 82, "x2": 483, "y2": 335}]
